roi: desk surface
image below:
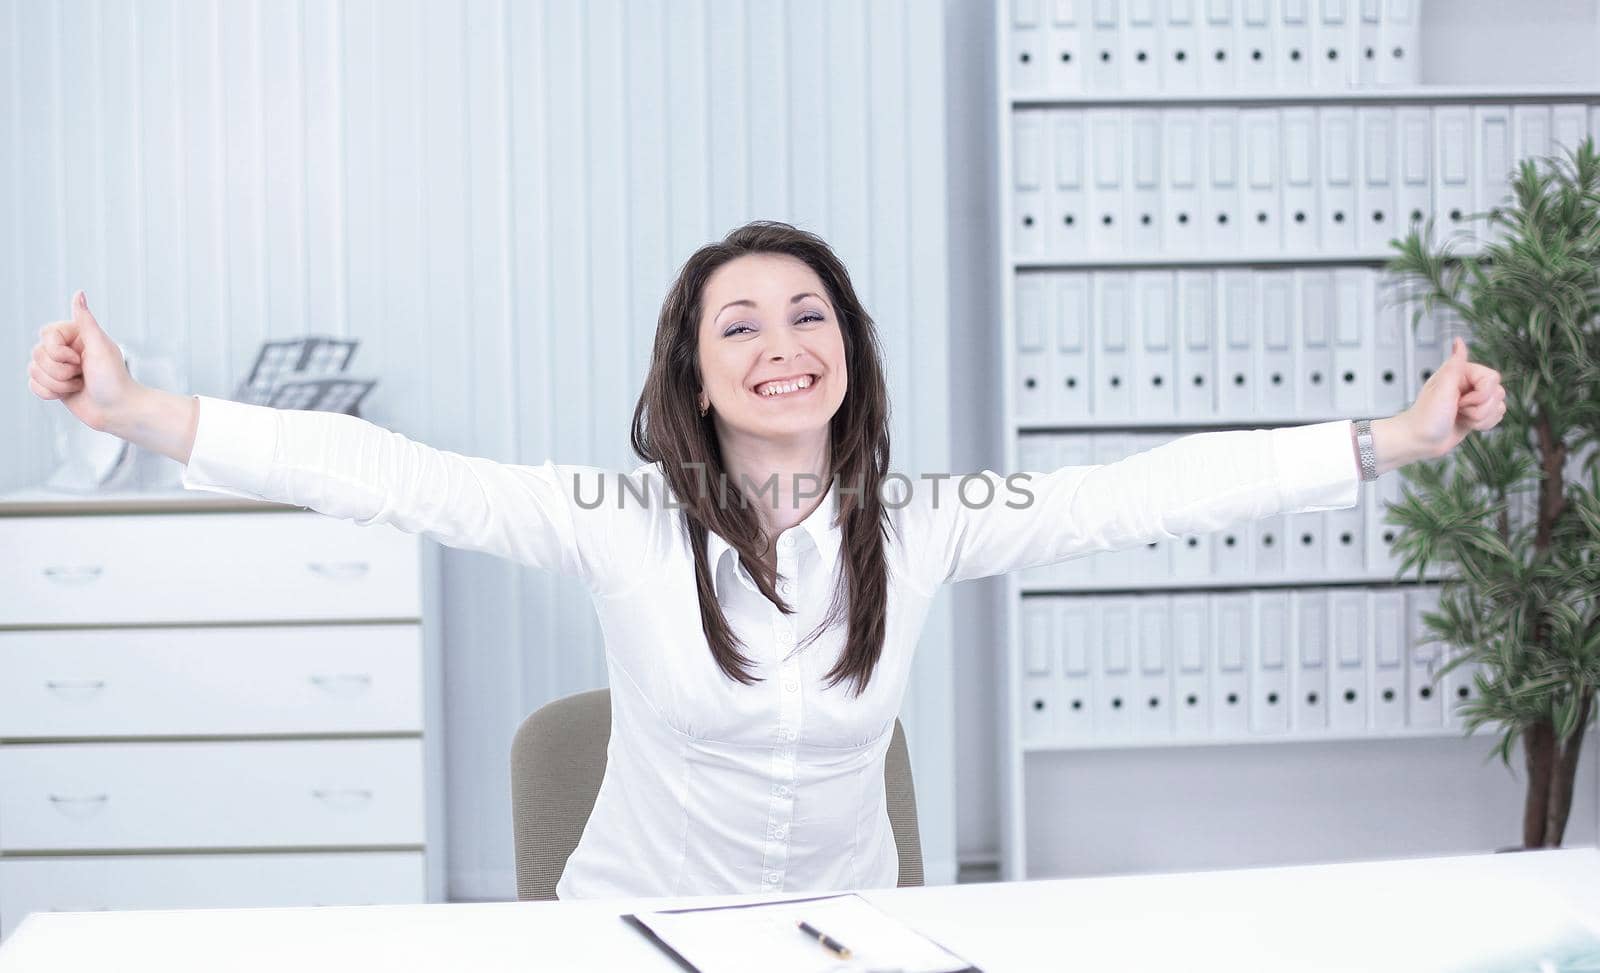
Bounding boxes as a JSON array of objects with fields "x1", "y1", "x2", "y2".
[{"x1": 3, "y1": 848, "x2": 1598, "y2": 972}]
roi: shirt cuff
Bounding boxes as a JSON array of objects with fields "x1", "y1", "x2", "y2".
[
  {"x1": 179, "y1": 394, "x2": 281, "y2": 502},
  {"x1": 1267, "y1": 418, "x2": 1361, "y2": 512}
]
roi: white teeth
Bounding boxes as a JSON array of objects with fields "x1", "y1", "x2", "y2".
[{"x1": 757, "y1": 375, "x2": 814, "y2": 396}]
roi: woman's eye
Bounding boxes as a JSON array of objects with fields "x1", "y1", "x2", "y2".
[
  {"x1": 724, "y1": 324, "x2": 754, "y2": 336},
  {"x1": 796, "y1": 312, "x2": 823, "y2": 325}
]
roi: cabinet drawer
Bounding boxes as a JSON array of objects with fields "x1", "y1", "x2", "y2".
[
  {"x1": 0, "y1": 851, "x2": 425, "y2": 938},
  {"x1": 0, "y1": 625, "x2": 423, "y2": 739},
  {"x1": 0, "y1": 739, "x2": 423, "y2": 852},
  {"x1": 0, "y1": 513, "x2": 420, "y2": 626}
]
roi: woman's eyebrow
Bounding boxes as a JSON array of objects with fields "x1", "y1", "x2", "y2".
[{"x1": 715, "y1": 292, "x2": 826, "y2": 318}]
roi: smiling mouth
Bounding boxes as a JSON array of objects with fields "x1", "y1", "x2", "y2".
[{"x1": 751, "y1": 374, "x2": 820, "y2": 398}]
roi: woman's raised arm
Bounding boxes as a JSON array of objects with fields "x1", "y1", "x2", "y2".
[{"x1": 27, "y1": 291, "x2": 647, "y2": 594}]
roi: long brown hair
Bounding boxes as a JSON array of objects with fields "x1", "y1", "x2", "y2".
[{"x1": 629, "y1": 221, "x2": 896, "y2": 696}]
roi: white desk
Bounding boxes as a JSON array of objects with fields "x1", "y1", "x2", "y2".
[{"x1": 3, "y1": 848, "x2": 1598, "y2": 972}]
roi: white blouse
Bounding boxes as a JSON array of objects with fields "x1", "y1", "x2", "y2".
[{"x1": 179, "y1": 394, "x2": 1361, "y2": 899}]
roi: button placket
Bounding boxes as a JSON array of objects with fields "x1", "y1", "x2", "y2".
[{"x1": 760, "y1": 547, "x2": 802, "y2": 892}]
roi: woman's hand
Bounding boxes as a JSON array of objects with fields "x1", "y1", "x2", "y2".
[
  {"x1": 1398, "y1": 336, "x2": 1506, "y2": 459},
  {"x1": 27, "y1": 290, "x2": 141, "y2": 433}
]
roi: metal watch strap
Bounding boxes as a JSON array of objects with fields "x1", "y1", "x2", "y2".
[{"x1": 1354, "y1": 419, "x2": 1378, "y2": 481}]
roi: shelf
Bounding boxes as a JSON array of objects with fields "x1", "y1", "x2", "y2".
[
  {"x1": 1017, "y1": 416, "x2": 1373, "y2": 433},
  {"x1": 1019, "y1": 573, "x2": 1444, "y2": 596},
  {"x1": 1012, "y1": 251, "x2": 1405, "y2": 270},
  {"x1": 1010, "y1": 84, "x2": 1600, "y2": 108},
  {"x1": 1018, "y1": 722, "x2": 1521, "y2": 753}
]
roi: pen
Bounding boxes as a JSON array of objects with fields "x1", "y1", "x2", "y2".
[{"x1": 797, "y1": 919, "x2": 853, "y2": 959}]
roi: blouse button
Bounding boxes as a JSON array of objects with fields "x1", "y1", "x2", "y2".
[
  {"x1": 778, "y1": 535, "x2": 795, "y2": 551},
  {"x1": 778, "y1": 579, "x2": 792, "y2": 595},
  {"x1": 774, "y1": 785, "x2": 791, "y2": 798}
]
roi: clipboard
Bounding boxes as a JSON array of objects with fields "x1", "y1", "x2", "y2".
[{"x1": 621, "y1": 892, "x2": 983, "y2": 973}]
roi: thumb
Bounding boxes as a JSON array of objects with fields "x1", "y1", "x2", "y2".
[
  {"x1": 70, "y1": 289, "x2": 102, "y2": 335},
  {"x1": 1450, "y1": 335, "x2": 1469, "y2": 364}
]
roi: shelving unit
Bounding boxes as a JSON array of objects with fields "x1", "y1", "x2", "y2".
[{"x1": 993, "y1": 2, "x2": 1600, "y2": 882}]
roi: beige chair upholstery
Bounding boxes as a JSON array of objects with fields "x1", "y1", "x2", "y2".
[{"x1": 510, "y1": 687, "x2": 923, "y2": 900}]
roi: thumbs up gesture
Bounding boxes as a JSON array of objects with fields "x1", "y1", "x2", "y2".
[
  {"x1": 1404, "y1": 336, "x2": 1507, "y2": 459},
  {"x1": 27, "y1": 290, "x2": 140, "y2": 433}
]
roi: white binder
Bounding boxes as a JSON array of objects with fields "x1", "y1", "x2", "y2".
[
  {"x1": 1052, "y1": 111, "x2": 1091, "y2": 258},
  {"x1": 1329, "y1": 589, "x2": 1369, "y2": 731},
  {"x1": 1241, "y1": 107, "x2": 1281, "y2": 252},
  {"x1": 1175, "y1": 269, "x2": 1217, "y2": 420},
  {"x1": 1058, "y1": 598, "x2": 1097, "y2": 736},
  {"x1": 1395, "y1": 106, "x2": 1431, "y2": 240},
  {"x1": 1094, "y1": 596, "x2": 1139, "y2": 738},
  {"x1": 1163, "y1": 0, "x2": 1202, "y2": 92},
  {"x1": 1312, "y1": 0, "x2": 1350, "y2": 91},
  {"x1": 1356, "y1": 106, "x2": 1396, "y2": 253},
  {"x1": 1054, "y1": 434, "x2": 1098, "y2": 586},
  {"x1": 1512, "y1": 104, "x2": 1551, "y2": 169},
  {"x1": 1295, "y1": 268, "x2": 1336, "y2": 416},
  {"x1": 1126, "y1": 111, "x2": 1164, "y2": 252},
  {"x1": 1432, "y1": 106, "x2": 1474, "y2": 251},
  {"x1": 1440, "y1": 637, "x2": 1480, "y2": 732},
  {"x1": 1374, "y1": 0, "x2": 1419, "y2": 87},
  {"x1": 1203, "y1": 108, "x2": 1242, "y2": 251},
  {"x1": 1277, "y1": 0, "x2": 1313, "y2": 90},
  {"x1": 1369, "y1": 589, "x2": 1407, "y2": 729},
  {"x1": 1163, "y1": 109, "x2": 1206, "y2": 254},
  {"x1": 1256, "y1": 269, "x2": 1295, "y2": 416},
  {"x1": 1200, "y1": 0, "x2": 1237, "y2": 91},
  {"x1": 1014, "y1": 275, "x2": 1052, "y2": 423},
  {"x1": 1366, "y1": 473, "x2": 1406, "y2": 576},
  {"x1": 1291, "y1": 590, "x2": 1329, "y2": 731},
  {"x1": 1405, "y1": 586, "x2": 1445, "y2": 728},
  {"x1": 1135, "y1": 594, "x2": 1175, "y2": 737},
  {"x1": 1009, "y1": 0, "x2": 1047, "y2": 93},
  {"x1": 1370, "y1": 272, "x2": 1410, "y2": 413},
  {"x1": 1013, "y1": 110, "x2": 1048, "y2": 259},
  {"x1": 1021, "y1": 597, "x2": 1060, "y2": 741},
  {"x1": 1319, "y1": 105, "x2": 1359, "y2": 252},
  {"x1": 1087, "y1": 109, "x2": 1127, "y2": 254},
  {"x1": 1551, "y1": 103, "x2": 1589, "y2": 158},
  {"x1": 1016, "y1": 436, "x2": 1057, "y2": 591},
  {"x1": 1131, "y1": 433, "x2": 1175, "y2": 580},
  {"x1": 1170, "y1": 594, "x2": 1210, "y2": 738},
  {"x1": 1216, "y1": 269, "x2": 1255, "y2": 419},
  {"x1": 1211, "y1": 592, "x2": 1252, "y2": 735},
  {"x1": 1049, "y1": 0, "x2": 1087, "y2": 92},
  {"x1": 1330, "y1": 267, "x2": 1370, "y2": 417},
  {"x1": 1089, "y1": 0, "x2": 1123, "y2": 91},
  {"x1": 1053, "y1": 273, "x2": 1093, "y2": 418},
  {"x1": 1093, "y1": 271, "x2": 1136, "y2": 417},
  {"x1": 1092, "y1": 433, "x2": 1140, "y2": 583},
  {"x1": 1124, "y1": 0, "x2": 1162, "y2": 91},
  {"x1": 1135, "y1": 270, "x2": 1178, "y2": 419},
  {"x1": 1473, "y1": 105, "x2": 1512, "y2": 248},
  {"x1": 1237, "y1": 0, "x2": 1274, "y2": 89},
  {"x1": 1281, "y1": 107, "x2": 1320, "y2": 253},
  {"x1": 1250, "y1": 591, "x2": 1292, "y2": 733},
  {"x1": 1352, "y1": 0, "x2": 1381, "y2": 87}
]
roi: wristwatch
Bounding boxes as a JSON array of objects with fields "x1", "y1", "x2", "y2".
[{"x1": 1353, "y1": 419, "x2": 1379, "y2": 481}]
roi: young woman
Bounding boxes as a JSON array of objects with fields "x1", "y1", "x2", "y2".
[{"x1": 26, "y1": 221, "x2": 1506, "y2": 899}]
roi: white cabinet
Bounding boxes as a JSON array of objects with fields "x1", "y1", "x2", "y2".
[{"x1": 0, "y1": 492, "x2": 444, "y2": 938}]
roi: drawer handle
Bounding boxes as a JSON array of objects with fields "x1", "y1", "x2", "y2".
[
  {"x1": 46, "y1": 679, "x2": 108, "y2": 699},
  {"x1": 311, "y1": 787, "x2": 374, "y2": 809},
  {"x1": 306, "y1": 560, "x2": 371, "y2": 580},
  {"x1": 48, "y1": 794, "x2": 110, "y2": 819},
  {"x1": 41, "y1": 566, "x2": 104, "y2": 585},
  {"x1": 309, "y1": 674, "x2": 373, "y2": 696}
]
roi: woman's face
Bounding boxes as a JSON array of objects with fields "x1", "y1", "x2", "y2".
[{"x1": 696, "y1": 253, "x2": 848, "y2": 443}]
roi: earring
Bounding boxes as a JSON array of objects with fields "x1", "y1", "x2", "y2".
[{"x1": 698, "y1": 399, "x2": 709, "y2": 418}]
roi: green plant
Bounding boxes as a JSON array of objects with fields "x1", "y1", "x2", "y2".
[{"x1": 1385, "y1": 139, "x2": 1600, "y2": 849}]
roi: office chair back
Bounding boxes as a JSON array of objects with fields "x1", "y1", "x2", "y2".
[{"x1": 510, "y1": 688, "x2": 923, "y2": 900}]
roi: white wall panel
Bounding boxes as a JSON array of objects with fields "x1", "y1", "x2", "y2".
[{"x1": 4, "y1": 0, "x2": 955, "y2": 899}]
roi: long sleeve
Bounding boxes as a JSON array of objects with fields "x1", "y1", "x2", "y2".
[
  {"x1": 923, "y1": 418, "x2": 1361, "y2": 588},
  {"x1": 179, "y1": 394, "x2": 644, "y2": 595}
]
